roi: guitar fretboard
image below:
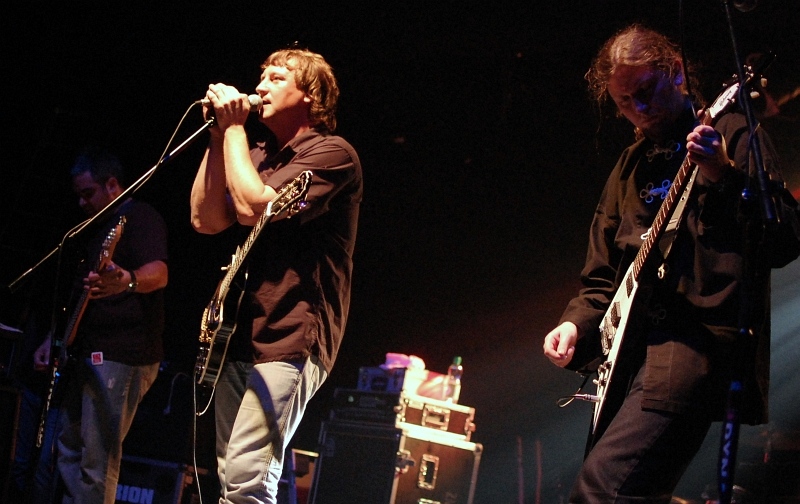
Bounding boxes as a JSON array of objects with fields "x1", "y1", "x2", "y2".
[
  {"x1": 631, "y1": 160, "x2": 697, "y2": 282},
  {"x1": 630, "y1": 81, "x2": 741, "y2": 282},
  {"x1": 215, "y1": 171, "x2": 312, "y2": 298}
]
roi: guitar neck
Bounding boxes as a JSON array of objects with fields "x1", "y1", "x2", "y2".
[
  {"x1": 630, "y1": 106, "x2": 719, "y2": 281},
  {"x1": 62, "y1": 221, "x2": 122, "y2": 346},
  {"x1": 630, "y1": 158, "x2": 697, "y2": 282},
  {"x1": 62, "y1": 289, "x2": 90, "y2": 344},
  {"x1": 218, "y1": 209, "x2": 276, "y2": 296},
  {"x1": 213, "y1": 170, "x2": 312, "y2": 300}
]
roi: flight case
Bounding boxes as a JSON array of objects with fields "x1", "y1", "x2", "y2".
[
  {"x1": 329, "y1": 388, "x2": 476, "y2": 440},
  {"x1": 308, "y1": 420, "x2": 482, "y2": 504}
]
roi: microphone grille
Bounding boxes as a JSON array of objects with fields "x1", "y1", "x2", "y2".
[{"x1": 248, "y1": 95, "x2": 263, "y2": 109}]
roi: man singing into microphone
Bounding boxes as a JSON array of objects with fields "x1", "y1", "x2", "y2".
[
  {"x1": 190, "y1": 48, "x2": 362, "y2": 503},
  {"x1": 542, "y1": 24, "x2": 800, "y2": 502}
]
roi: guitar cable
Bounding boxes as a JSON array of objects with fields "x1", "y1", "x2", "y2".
[
  {"x1": 557, "y1": 373, "x2": 598, "y2": 407},
  {"x1": 191, "y1": 378, "x2": 206, "y2": 504},
  {"x1": 161, "y1": 371, "x2": 190, "y2": 415},
  {"x1": 195, "y1": 379, "x2": 216, "y2": 416},
  {"x1": 156, "y1": 370, "x2": 207, "y2": 503}
]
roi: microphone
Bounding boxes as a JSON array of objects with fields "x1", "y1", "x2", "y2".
[{"x1": 197, "y1": 94, "x2": 263, "y2": 112}]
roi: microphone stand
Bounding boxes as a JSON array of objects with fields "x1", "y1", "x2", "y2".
[
  {"x1": 717, "y1": 2, "x2": 777, "y2": 503},
  {"x1": 8, "y1": 116, "x2": 215, "y2": 293}
]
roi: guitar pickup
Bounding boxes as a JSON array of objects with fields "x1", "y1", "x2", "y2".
[{"x1": 610, "y1": 302, "x2": 621, "y2": 327}]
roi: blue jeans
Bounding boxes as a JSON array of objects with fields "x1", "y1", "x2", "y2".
[
  {"x1": 215, "y1": 357, "x2": 326, "y2": 504},
  {"x1": 6, "y1": 385, "x2": 61, "y2": 504},
  {"x1": 57, "y1": 358, "x2": 159, "y2": 504}
]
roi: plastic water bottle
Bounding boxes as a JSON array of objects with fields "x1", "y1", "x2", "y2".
[{"x1": 443, "y1": 356, "x2": 463, "y2": 403}]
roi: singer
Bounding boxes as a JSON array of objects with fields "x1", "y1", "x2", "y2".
[
  {"x1": 541, "y1": 24, "x2": 800, "y2": 503},
  {"x1": 190, "y1": 48, "x2": 362, "y2": 504}
]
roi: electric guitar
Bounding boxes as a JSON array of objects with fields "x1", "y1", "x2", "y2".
[
  {"x1": 37, "y1": 215, "x2": 125, "y2": 447},
  {"x1": 586, "y1": 75, "x2": 761, "y2": 445},
  {"x1": 194, "y1": 171, "x2": 313, "y2": 392}
]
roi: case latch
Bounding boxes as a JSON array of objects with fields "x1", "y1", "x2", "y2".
[{"x1": 395, "y1": 449, "x2": 416, "y2": 474}]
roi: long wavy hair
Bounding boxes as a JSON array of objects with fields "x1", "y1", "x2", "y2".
[
  {"x1": 585, "y1": 24, "x2": 702, "y2": 109},
  {"x1": 585, "y1": 24, "x2": 702, "y2": 140}
]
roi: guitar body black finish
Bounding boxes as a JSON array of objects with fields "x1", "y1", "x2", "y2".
[
  {"x1": 195, "y1": 270, "x2": 247, "y2": 389},
  {"x1": 192, "y1": 170, "x2": 312, "y2": 409}
]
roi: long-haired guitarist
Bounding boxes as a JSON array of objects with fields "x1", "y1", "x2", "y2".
[
  {"x1": 191, "y1": 48, "x2": 363, "y2": 503},
  {"x1": 31, "y1": 147, "x2": 169, "y2": 503},
  {"x1": 542, "y1": 24, "x2": 800, "y2": 503}
]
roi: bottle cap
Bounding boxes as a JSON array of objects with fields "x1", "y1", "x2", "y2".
[{"x1": 452, "y1": 356, "x2": 462, "y2": 365}]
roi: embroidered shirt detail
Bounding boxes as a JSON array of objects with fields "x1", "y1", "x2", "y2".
[
  {"x1": 640, "y1": 179, "x2": 671, "y2": 203},
  {"x1": 646, "y1": 141, "x2": 681, "y2": 162}
]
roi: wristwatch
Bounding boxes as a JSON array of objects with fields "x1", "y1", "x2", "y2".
[{"x1": 127, "y1": 270, "x2": 138, "y2": 293}]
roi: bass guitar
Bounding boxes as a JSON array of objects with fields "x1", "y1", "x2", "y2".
[
  {"x1": 37, "y1": 215, "x2": 125, "y2": 447},
  {"x1": 194, "y1": 171, "x2": 313, "y2": 394}
]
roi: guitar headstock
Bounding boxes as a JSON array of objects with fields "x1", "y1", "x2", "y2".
[
  {"x1": 267, "y1": 170, "x2": 313, "y2": 218},
  {"x1": 100, "y1": 216, "x2": 126, "y2": 264},
  {"x1": 707, "y1": 51, "x2": 776, "y2": 123}
]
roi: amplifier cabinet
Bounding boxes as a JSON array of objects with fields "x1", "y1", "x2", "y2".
[
  {"x1": 330, "y1": 388, "x2": 476, "y2": 440},
  {"x1": 115, "y1": 456, "x2": 186, "y2": 504},
  {"x1": 309, "y1": 421, "x2": 482, "y2": 504}
]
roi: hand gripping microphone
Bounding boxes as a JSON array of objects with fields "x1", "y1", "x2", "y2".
[{"x1": 197, "y1": 94, "x2": 263, "y2": 112}]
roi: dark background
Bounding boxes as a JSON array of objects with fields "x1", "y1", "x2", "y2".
[{"x1": 2, "y1": 1, "x2": 799, "y2": 502}]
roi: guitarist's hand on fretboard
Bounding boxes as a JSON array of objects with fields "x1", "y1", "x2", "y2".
[
  {"x1": 686, "y1": 115, "x2": 734, "y2": 184},
  {"x1": 85, "y1": 261, "x2": 132, "y2": 298},
  {"x1": 543, "y1": 321, "x2": 579, "y2": 368},
  {"x1": 33, "y1": 333, "x2": 53, "y2": 372}
]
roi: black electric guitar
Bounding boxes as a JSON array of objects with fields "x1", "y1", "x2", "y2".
[
  {"x1": 37, "y1": 215, "x2": 125, "y2": 447},
  {"x1": 194, "y1": 171, "x2": 313, "y2": 392},
  {"x1": 583, "y1": 75, "x2": 762, "y2": 446}
]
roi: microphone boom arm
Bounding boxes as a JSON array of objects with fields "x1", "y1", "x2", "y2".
[{"x1": 8, "y1": 116, "x2": 216, "y2": 293}]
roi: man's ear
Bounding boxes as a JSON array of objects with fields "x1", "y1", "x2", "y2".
[
  {"x1": 105, "y1": 176, "x2": 123, "y2": 197},
  {"x1": 673, "y1": 58, "x2": 685, "y2": 86}
]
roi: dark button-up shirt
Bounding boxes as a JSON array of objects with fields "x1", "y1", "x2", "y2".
[
  {"x1": 227, "y1": 129, "x2": 362, "y2": 374},
  {"x1": 561, "y1": 109, "x2": 800, "y2": 424}
]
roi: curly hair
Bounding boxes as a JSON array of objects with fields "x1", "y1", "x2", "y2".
[
  {"x1": 264, "y1": 49, "x2": 340, "y2": 132},
  {"x1": 585, "y1": 24, "x2": 699, "y2": 108}
]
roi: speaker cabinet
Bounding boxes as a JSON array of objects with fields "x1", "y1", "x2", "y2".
[
  {"x1": 309, "y1": 421, "x2": 481, "y2": 504},
  {"x1": 115, "y1": 456, "x2": 186, "y2": 504}
]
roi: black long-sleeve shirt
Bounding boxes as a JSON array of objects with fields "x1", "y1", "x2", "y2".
[{"x1": 561, "y1": 109, "x2": 800, "y2": 423}]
